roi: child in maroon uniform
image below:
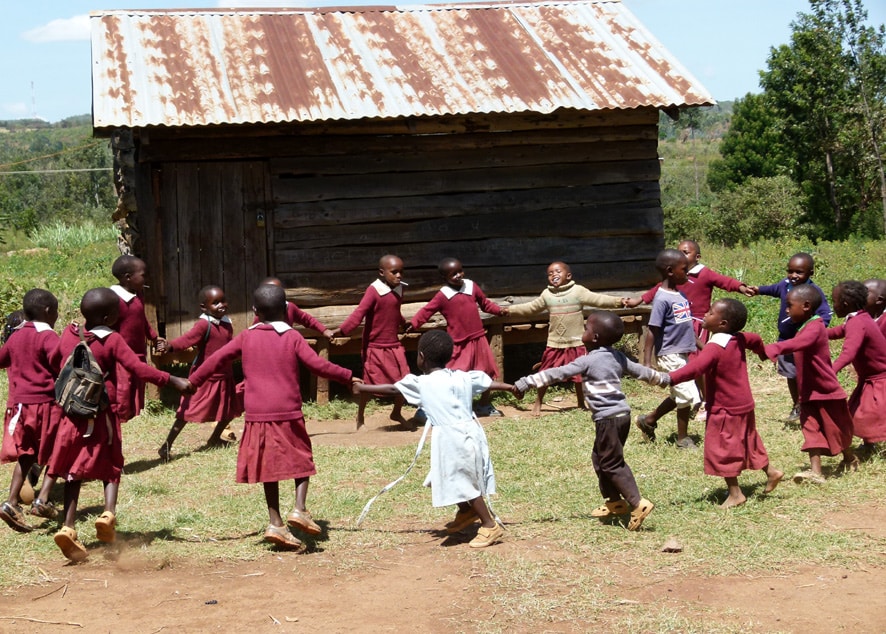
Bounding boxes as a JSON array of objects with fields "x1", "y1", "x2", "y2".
[
  {"x1": 109, "y1": 255, "x2": 167, "y2": 421},
  {"x1": 763, "y1": 285, "x2": 856, "y2": 484},
  {"x1": 254, "y1": 277, "x2": 335, "y2": 340},
  {"x1": 408, "y1": 258, "x2": 509, "y2": 417},
  {"x1": 188, "y1": 284, "x2": 360, "y2": 552},
  {"x1": 828, "y1": 281, "x2": 886, "y2": 453},
  {"x1": 48, "y1": 288, "x2": 189, "y2": 561},
  {"x1": 0, "y1": 290, "x2": 62, "y2": 532},
  {"x1": 333, "y1": 255, "x2": 410, "y2": 429},
  {"x1": 158, "y1": 285, "x2": 243, "y2": 460},
  {"x1": 668, "y1": 299, "x2": 783, "y2": 507}
]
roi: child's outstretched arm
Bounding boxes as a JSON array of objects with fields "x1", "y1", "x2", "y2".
[
  {"x1": 489, "y1": 380, "x2": 520, "y2": 398},
  {"x1": 355, "y1": 382, "x2": 400, "y2": 398}
]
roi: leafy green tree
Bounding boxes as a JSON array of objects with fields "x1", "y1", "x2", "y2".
[
  {"x1": 707, "y1": 93, "x2": 790, "y2": 193},
  {"x1": 709, "y1": 176, "x2": 804, "y2": 246},
  {"x1": 761, "y1": 0, "x2": 885, "y2": 237}
]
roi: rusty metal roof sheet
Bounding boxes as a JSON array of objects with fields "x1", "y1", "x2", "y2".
[{"x1": 91, "y1": 1, "x2": 714, "y2": 128}]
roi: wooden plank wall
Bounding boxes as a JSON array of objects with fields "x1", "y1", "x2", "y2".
[
  {"x1": 142, "y1": 161, "x2": 270, "y2": 339},
  {"x1": 268, "y1": 108, "x2": 663, "y2": 305},
  {"x1": 136, "y1": 107, "x2": 663, "y2": 336}
]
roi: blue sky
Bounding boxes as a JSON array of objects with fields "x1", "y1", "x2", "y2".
[{"x1": 2, "y1": 1, "x2": 884, "y2": 123}]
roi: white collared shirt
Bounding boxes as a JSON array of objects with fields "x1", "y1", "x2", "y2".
[
  {"x1": 248, "y1": 321, "x2": 292, "y2": 334},
  {"x1": 109, "y1": 284, "x2": 136, "y2": 303},
  {"x1": 440, "y1": 278, "x2": 474, "y2": 300},
  {"x1": 371, "y1": 278, "x2": 403, "y2": 297}
]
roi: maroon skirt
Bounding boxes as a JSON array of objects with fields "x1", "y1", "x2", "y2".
[
  {"x1": 236, "y1": 417, "x2": 316, "y2": 484},
  {"x1": 363, "y1": 345, "x2": 410, "y2": 384},
  {"x1": 800, "y1": 400, "x2": 854, "y2": 456},
  {"x1": 48, "y1": 411, "x2": 124, "y2": 483},
  {"x1": 539, "y1": 346, "x2": 587, "y2": 383},
  {"x1": 848, "y1": 375, "x2": 886, "y2": 443},
  {"x1": 703, "y1": 409, "x2": 769, "y2": 477},
  {"x1": 177, "y1": 374, "x2": 243, "y2": 423},
  {"x1": 448, "y1": 335, "x2": 498, "y2": 379},
  {"x1": 1, "y1": 402, "x2": 61, "y2": 464}
]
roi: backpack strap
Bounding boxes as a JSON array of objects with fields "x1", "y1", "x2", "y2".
[{"x1": 190, "y1": 319, "x2": 213, "y2": 369}]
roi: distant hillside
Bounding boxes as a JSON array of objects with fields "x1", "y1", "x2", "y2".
[{"x1": 0, "y1": 115, "x2": 114, "y2": 241}]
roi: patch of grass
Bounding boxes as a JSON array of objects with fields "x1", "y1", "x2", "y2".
[
  {"x1": 28, "y1": 221, "x2": 119, "y2": 250},
  {"x1": 2, "y1": 237, "x2": 886, "y2": 632}
]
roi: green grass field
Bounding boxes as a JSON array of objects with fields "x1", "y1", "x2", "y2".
[{"x1": 1, "y1": 229, "x2": 884, "y2": 631}]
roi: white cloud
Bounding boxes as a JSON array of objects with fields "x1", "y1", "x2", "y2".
[{"x1": 22, "y1": 15, "x2": 90, "y2": 43}]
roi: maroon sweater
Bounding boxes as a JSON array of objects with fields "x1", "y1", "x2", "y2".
[
  {"x1": 829, "y1": 312, "x2": 886, "y2": 380},
  {"x1": 188, "y1": 324, "x2": 352, "y2": 421},
  {"x1": 168, "y1": 317, "x2": 235, "y2": 379},
  {"x1": 669, "y1": 332, "x2": 763, "y2": 415},
  {"x1": 410, "y1": 280, "x2": 503, "y2": 345},
  {"x1": 641, "y1": 265, "x2": 745, "y2": 318},
  {"x1": 0, "y1": 322, "x2": 61, "y2": 403},
  {"x1": 338, "y1": 281, "x2": 405, "y2": 351},
  {"x1": 112, "y1": 289, "x2": 158, "y2": 359},
  {"x1": 59, "y1": 324, "x2": 169, "y2": 409},
  {"x1": 765, "y1": 318, "x2": 845, "y2": 402}
]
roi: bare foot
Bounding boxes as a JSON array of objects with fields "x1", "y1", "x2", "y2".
[
  {"x1": 720, "y1": 494, "x2": 746, "y2": 509},
  {"x1": 390, "y1": 412, "x2": 414, "y2": 431},
  {"x1": 530, "y1": 403, "x2": 542, "y2": 417},
  {"x1": 355, "y1": 413, "x2": 365, "y2": 431},
  {"x1": 763, "y1": 469, "x2": 784, "y2": 494}
]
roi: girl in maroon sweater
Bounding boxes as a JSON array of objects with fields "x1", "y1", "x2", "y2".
[
  {"x1": 828, "y1": 281, "x2": 886, "y2": 452},
  {"x1": 764, "y1": 285, "x2": 857, "y2": 484},
  {"x1": 333, "y1": 255, "x2": 410, "y2": 429},
  {"x1": 0, "y1": 290, "x2": 62, "y2": 532},
  {"x1": 109, "y1": 255, "x2": 168, "y2": 422},
  {"x1": 408, "y1": 258, "x2": 509, "y2": 417},
  {"x1": 668, "y1": 299, "x2": 783, "y2": 508},
  {"x1": 158, "y1": 285, "x2": 243, "y2": 460},
  {"x1": 49, "y1": 288, "x2": 189, "y2": 561},
  {"x1": 188, "y1": 284, "x2": 360, "y2": 553}
]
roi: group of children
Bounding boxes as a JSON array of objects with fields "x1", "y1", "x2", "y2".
[{"x1": 1, "y1": 246, "x2": 884, "y2": 559}]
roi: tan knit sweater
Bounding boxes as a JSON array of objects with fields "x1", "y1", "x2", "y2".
[{"x1": 508, "y1": 281, "x2": 622, "y2": 348}]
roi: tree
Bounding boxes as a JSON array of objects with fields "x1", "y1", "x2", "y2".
[
  {"x1": 714, "y1": 0, "x2": 886, "y2": 238},
  {"x1": 709, "y1": 176, "x2": 804, "y2": 246},
  {"x1": 707, "y1": 93, "x2": 790, "y2": 193}
]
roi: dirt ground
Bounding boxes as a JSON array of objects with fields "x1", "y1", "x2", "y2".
[{"x1": 2, "y1": 407, "x2": 885, "y2": 633}]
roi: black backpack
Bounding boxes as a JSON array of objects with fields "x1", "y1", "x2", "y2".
[{"x1": 55, "y1": 325, "x2": 109, "y2": 418}]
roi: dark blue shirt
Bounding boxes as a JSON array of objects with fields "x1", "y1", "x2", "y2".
[{"x1": 756, "y1": 279, "x2": 831, "y2": 340}]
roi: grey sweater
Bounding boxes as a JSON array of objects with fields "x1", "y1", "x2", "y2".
[{"x1": 515, "y1": 347, "x2": 669, "y2": 421}]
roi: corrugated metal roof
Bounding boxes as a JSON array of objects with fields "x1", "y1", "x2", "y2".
[{"x1": 90, "y1": 1, "x2": 714, "y2": 128}]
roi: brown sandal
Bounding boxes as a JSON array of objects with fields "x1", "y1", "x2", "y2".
[
  {"x1": 627, "y1": 498, "x2": 654, "y2": 531},
  {"x1": 590, "y1": 500, "x2": 631, "y2": 518},
  {"x1": 264, "y1": 525, "x2": 306, "y2": 552}
]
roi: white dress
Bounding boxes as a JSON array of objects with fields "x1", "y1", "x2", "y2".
[{"x1": 395, "y1": 369, "x2": 496, "y2": 507}]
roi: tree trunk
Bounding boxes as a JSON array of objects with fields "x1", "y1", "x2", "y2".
[{"x1": 824, "y1": 149, "x2": 842, "y2": 228}]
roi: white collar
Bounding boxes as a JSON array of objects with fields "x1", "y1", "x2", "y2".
[
  {"x1": 708, "y1": 332, "x2": 733, "y2": 348},
  {"x1": 109, "y1": 284, "x2": 136, "y2": 303},
  {"x1": 371, "y1": 278, "x2": 403, "y2": 297},
  {"x1": 440, "y1": 279, "x2": 474, "y2": 300},
  {"x1": 249, "y1": 321, "x2": 292, "y2": 334},
  {"x1": 28, "y1": 321, "x2": 54, "y2": 333},
  {"x1": 688, "y1": 263, "x2": 705, "y2": 275},
  {"x1": 88, "y1": 325, "x2": 114, "y2": 339},
  {"x1": 200, "y1": 313, "x2": 232, "y2": 326}
]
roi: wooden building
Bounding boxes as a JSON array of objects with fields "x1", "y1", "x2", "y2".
[{"x1": 91, "y1": 2, "x2": 713, "y2": 395}]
